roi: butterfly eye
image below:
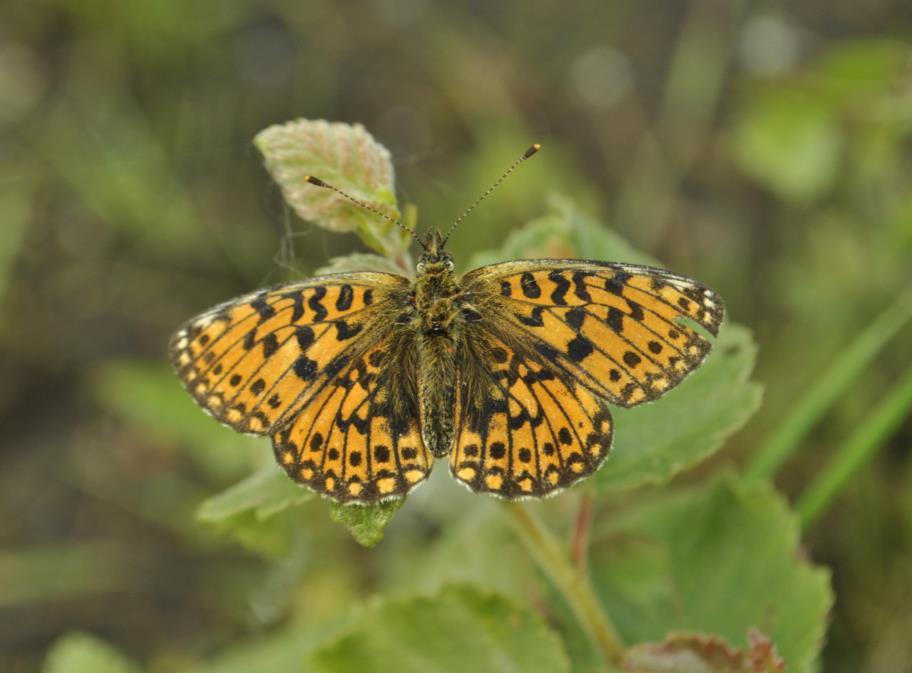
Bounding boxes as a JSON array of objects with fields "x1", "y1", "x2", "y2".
[
  {"x1": 417, "y1": 261, "x2": 426, "y2": 273},
  {"x1": 445, "y1": 259, "x2": 455, "y2": 271}
]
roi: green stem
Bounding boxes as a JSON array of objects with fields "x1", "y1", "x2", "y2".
[
  {"x1": 507, "y1": 503, "x2": 624, "y2": 668},
  {"x1": 797, "y1": 365, "x2": 912, "y2": 527},
  {"x1": 747, "y1": 291, "x2": 912, "y2": 482}
]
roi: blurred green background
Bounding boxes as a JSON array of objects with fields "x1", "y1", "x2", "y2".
[{"x1": 1, "y1": 1, "x2": 911, "y2": 671}]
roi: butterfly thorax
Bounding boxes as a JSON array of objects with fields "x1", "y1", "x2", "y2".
[{"x1": 412, "y1": 230, "x2": 462, "y2": 457}]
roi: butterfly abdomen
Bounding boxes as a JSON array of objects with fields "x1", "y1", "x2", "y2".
[{"x1": 417, "y1": 333, "x2": 457, "y2": 457}]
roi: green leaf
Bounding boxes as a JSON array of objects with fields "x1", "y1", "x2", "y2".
[
  {"x1": 315, "y1": 252, "x2": 406, "y2": 276},
  {"x1": 197, "y1": 460, "x2": 312, "y2": 523},
  {"x1": 329, "y1": 499, "x2": 404, "y2": 548},
  {"x1": 591, "y1": 476, "x2": 833, "y2": 673},
  {"x1": 466, "y1": 193, "x2": 656, "y2": 271},
  {"x1": 730, "y1": 90, "x2": 842, "y2": 204},
  {"x1": 255, "y1": 119, "x2": 407, "y2": 256},
  {"x1": 44, "y1": 632, "x2": 141, "y2": 673},
  {"x1": 307, "y1": 584, "x2": 570, "y2": 673},
  {"x1": 197, "y1": 461, "x2": 313, "y2": 558},
  {"x1": 596, "y1": 324, "x2": 762, "y2": 491},
  {"x1": 622, "y1": 630, "x2": 785, "y2": 673},
  {"x1": 90, "y1": 360, "x2": 252, "y2": 481}
]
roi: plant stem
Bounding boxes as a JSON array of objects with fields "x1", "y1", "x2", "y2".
[
  {"x1": 747, "y1": 291, "x2": 912, "y2": 482},
  {"x1": 507, "y1": 503, "x2": 624, "y2": 668},
  {"x1": 572, "y1": 490, "x2": 594, "y2": 575},
  {"x1": 797, "y1": 365, "x2": 912, "y2": 527}
]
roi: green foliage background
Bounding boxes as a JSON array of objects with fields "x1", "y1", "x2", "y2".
[{"x1": 1, "y1": 1, "x2": 911, "y2": 671}]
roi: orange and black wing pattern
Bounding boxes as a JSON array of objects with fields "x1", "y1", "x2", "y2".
[
  {"x1": 169, "y1": 272, "x2": 407, "y2": 436},
  {"x1": 450, "y1": 330, "x2": 612, "y2": 499},
  {"x1": 272, "y1": 337, "x2": 432, "y2": 503},
  {"x1": 461, "y1": 260, "x2": 724, "y2": 409}
]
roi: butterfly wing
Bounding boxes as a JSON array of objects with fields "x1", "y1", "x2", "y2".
[
  {"x1": 450, "y1": 328, "x2": 612, "y2": 499},
  {"x1": 449, "y1": 259, "x2": 723, "y2": 499},
  {"x1": 272, "y1": 334, "x2": 433, "y2": 503},
  {"x1": 459, "y1": 260, "x2": 724, "y2": 408},
  {"x1": 171, "y1": 271, "x2": 432, "y2": 503},
  {"x1": 169, "y1": 271, "x2": 409, "y2": 435}
]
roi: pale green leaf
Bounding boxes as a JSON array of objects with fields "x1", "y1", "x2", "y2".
[
  {"x1": 307, "y1": 585, "x2": 570, "y2": 673},
  {"x1": 44, "y1": 632, "x2": 141, "y2": 673},
  {"x1": 466, "y1": 193, "x2": 655, "y2": 271},
  {"x1": 255, "y1": 119, "x2": 407, "y2": 256},
  {"x1": 197, "y1": 460, "x2": 312, "y2": 523},
  {"x1": 329, "y1": 499, "x2": 404, "y2": 548},
  {"x1": 591, "y1": 476, "x2": 833, "y2": 673},
  {"x1": 596, "y1": 324, "x2": 762, "y2": 491},
  {"x1": 315, "y1": 252, "x2": 406, "y2": 276}
]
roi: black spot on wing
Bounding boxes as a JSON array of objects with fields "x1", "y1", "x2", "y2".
[
  {"x1": 548, "y1": 270, "x2": 570, "y2": 305},
  {"x1": 605, "y1": 271, "x2": 631, "y2": 296},
  {"x1": 296, "y1": 325, "x2": 315, "y2": 349},
  {"x1": 251, "y1": 294, "x2": 275, "y2": 321},
  {"x1": 565, "y1": 306, "x2": 586, "y2": 331},
  {"x1": 294, "y1": 356, "x2": 318, "y2": 381},
  {"x1": 520, "y1": 272, "x2": 541, "y2": 298},
  {"x1": 261, "y1": 333, "x2": 279, "y2": 358},
  {"x1": 572, "y1": 271, "x2": 591, "y2": 302},
  {"x1": 334, "y1": 320, "x2": 363, "y2": 340},
  {"x1": 606, "y1": 307, "x2": 624, "y2": 333},
  {"x1": 567, "y1": 335, "x2": 594, "y2": 362},
  {"x1": 335, "y1": 284, "x2": 353, "y2": 311},
  {"x1": 517, "y1": 306, "x2": 545, "y2": 327},
  {"x1": 308, "y1": 286, "x2": 328, "y2": 321}
]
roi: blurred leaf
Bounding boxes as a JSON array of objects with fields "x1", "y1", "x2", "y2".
[
  {"x1": 731, "y1": 90, "x2": 842, "y2": 204},
  {"x1": 192, "y1": 611, "x2": 356, "y2": 673},
  {"x1": 622, "y1": 630, "x2": 785, "y2": 673},
  {"x1": 0, "y1": 184, "x2": 30, "y2": 302},
  {"x1": 329, "y1": 499, "x2": 404, "y2": 548},
  {"x1": 197, "y1": 461, "x2": 312, "y2": 523},
  {"x1": 747, "y1": 291, "x2": 912, "y2": 481},
  {"x1": 0, "y1": 542, "x2": 131, "y2": 608},
  {"x1": 798, "y1": 364, "x2": 912, "y2": 526},
  {"x1": 255, "y1": 119, "x2": 407, "y2": 256},
  {"x1": 307, "y1": 584, "x2": 570, "y2": 673},
  {"x1": 597, "y1": 324, "x2": 761, "y2": 491},
  {"x1": 816, "y1": 38, "x2": 910, "y2": 103},
  {"x1": 44, "y1": 632, "x2": 141, "y2": 673},
  {"x1": 466, "y1": 193, "x2": 656, "y2": 271},
  {"x1": 591, "y1": 475, "x2": 833, "y2": 673},
  {"x1": 315, "y1": 252, "x2": 406, "y2": 276},
  {"x1": 197, "y1": 462, "x2": 313, "y2": 558},
  {"x1": 91, "y1": 360, "x2": 252, "y2": 481}
]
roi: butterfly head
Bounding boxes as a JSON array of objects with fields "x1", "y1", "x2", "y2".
[{"x1": 416, "y1": 229, "x2": 454, "y2": 275}]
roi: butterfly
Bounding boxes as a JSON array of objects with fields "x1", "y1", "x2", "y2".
[{"x1": 170, "y1": 145, "x2": 724, "y2": 504}]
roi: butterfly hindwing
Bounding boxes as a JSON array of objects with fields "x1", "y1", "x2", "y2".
[
  {"x1": 169, "y1": 272, "x2": 409, "y2": 435},
  {"x1": 461, "y1": 260, "x2": 724, "y2": 408},
  {"x1": 273, "y1": 339, "x2": 433, "y2": 503},
  {"x1": 450, "y1": 329, "x2": 613, "y2": 498}
]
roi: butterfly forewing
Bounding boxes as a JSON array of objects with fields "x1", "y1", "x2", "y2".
[
  {"x1": 460, "y1": 260, "x2": 724, "y2": 409},
  {"x1": 169, "y1": 272, "x2": 409, "y2": 435}
]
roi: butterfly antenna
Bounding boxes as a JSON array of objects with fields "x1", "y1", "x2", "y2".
[
  {"x1": 303, "y1": 176, "x2": 424, "y2": 249},
  {"x1": 441, "y1": 143, "x2": 541, "y2": 247}
]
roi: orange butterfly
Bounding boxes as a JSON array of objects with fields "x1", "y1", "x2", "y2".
[{"x1": 170, "y1": 146, "x2": 723, "y2": 503}]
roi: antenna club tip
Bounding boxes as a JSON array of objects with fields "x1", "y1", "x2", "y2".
[
  {"x1": 524, "y1": 143, "x2": 542, "y2": 158},
  {"x1": 305, "y1": 175, "x2": 327, "y2": 187}
]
